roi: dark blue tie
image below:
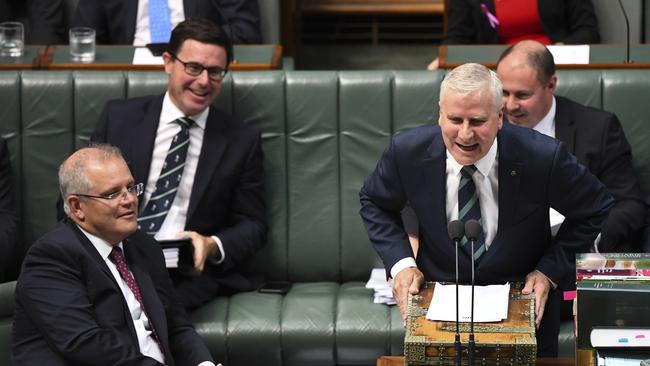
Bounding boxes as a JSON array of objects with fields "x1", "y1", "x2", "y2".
[
  {"x1": 458, "y1": 165, "x2": 486, "y2": 260},
  {"x1": 138, "y1": 117, "x2": 193, "y2": 235},
  {"x1": 148, "y1": 0, "x2": 172, "y2": 43}
]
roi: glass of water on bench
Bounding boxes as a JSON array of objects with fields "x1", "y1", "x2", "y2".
[
  {"x1": 0, "y1": 22, "x2": 24, "y2": 58},
  {"x1": 69, "y1": 27, "x2": 95, "y2": 63}
]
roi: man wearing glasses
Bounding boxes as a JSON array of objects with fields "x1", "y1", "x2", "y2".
[
  {"x1": 91, "y1": 18, "x2": 266, "y2": 310},
  {"x1": 13, "y1": 145, "x2": 217, "y2": 365}
]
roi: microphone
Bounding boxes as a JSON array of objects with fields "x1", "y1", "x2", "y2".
[
  {"x1": 464, "y1": 219, "x2": 482, "y2": 366},
  {"x1": 447, "y1": 220, "x2": 464, "y2": 366},
  {"x1": 617, "y1": 0, "x2": 633, "y2": 64}
]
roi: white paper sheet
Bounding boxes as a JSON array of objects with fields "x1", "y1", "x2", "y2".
[
  {"x1": 427, "y1": 282, "x2": 510, "y2": 322},
  {"x1": 547, "y1": 45, "x2": 590, "y2": 64},
  {"x1": 132, "y1": 47, "x2": 164, "y2": 65}
]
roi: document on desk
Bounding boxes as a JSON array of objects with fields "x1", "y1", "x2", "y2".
[
  {"x1": 426, "y1": 282, "x2": 510, "y2": 322},
  {"x1": 547, "y1": 45, "x2": 590, "y2": 64},
  {"x1": 133, "y1": 47, "x2": 164, "y2": 65}
]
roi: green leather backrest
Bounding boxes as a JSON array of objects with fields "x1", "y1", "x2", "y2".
[{"x1": 1, "y1": 70, "x2": 648, "y2": 285}]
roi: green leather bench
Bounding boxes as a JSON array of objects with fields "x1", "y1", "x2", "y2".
[{"x1": 0, "y1": 69, "x2": 649, "y2": 365}]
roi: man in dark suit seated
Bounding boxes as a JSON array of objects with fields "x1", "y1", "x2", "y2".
[
  {"x1": 13, "y1": 145, "x2": 217, "y2": 366},
  {"x1": 496, "y1": 40, "x2": 645, "y2": 253},
  {"x1": 27, "y1": 0, "x2": 261, "y2": 45},
  {"x1": 90, "y1": 18, "x2": 267, "y2": 310},
  {"x1": 359, "y1": 63, "x2": 613, "y2": 356}
]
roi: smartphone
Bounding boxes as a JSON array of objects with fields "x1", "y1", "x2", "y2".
[
  {"x1": 258, "y1": 281, "x2": 292, "y2": 294},
  {"x1": 146, "y1": 43, "x2": 168, "y2": 56}
]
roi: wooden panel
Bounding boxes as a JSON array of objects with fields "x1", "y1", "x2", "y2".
[{"x1": 302, "y1": 0, "x2": 444, "y2": 15}]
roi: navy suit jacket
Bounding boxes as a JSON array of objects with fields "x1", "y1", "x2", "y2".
[
  {"x1": 360, "y1": 123, "x2": 613, "y2": 287},
  {"x1": 91, "y1": 95, "x2": 266, "y2": 275},
  {"x1": 12, "y1": 220, "x2": 213, "y2": 366},
  {"x1": 444, "y1": 0, "x2": 600, "y2": 45},
  {"x1": 554, "y1": 96, "x2": 644, "y2": 252},
  {"x1": 72, "y1": 0, "x2": 261, "y2": 44}
]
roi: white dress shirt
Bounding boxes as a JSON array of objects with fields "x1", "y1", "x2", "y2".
[
  {"x1": 79, "y1": 227, "x2": 166, "y2": 364},
  {"x1": 391, "y1": 139, "x2": 500, "y2": 278},
  {"x1": 134, "y1": 0, "x2": 185, "y2": 46},
  {"x1": 143, "y1": 93, "x2": 226, "y2": 262}
]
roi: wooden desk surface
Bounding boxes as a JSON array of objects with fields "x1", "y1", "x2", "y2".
[
  {"x1": 377, "y1": 355, "x2": 575, "y2": 366},
  {"x1": 0, "y1": 44, "x2": 282, "y2": 71},
  {"x1": 439, "y1": 44, "x2": 650, "y2": 69}
]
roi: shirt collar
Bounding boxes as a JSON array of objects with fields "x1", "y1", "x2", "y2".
[
  {"x1": 77, "y1": 225, "x2": 123, "y2": 261},
  {"x1": 161, "y1": 92, "x2": 208, "y2": 130},
  {"x1": 532, "y1": 96, "x2": 556, "y2": 138},
  {"x1": 446, "y1": 136, "x2": 498, "y2": 178}
]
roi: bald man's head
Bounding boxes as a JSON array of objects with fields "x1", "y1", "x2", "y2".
[{"x1": 496, "y1": 40, "x2": 557, "y2": 128}]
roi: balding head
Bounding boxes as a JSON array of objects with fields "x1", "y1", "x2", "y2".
[
  {"x1": 497, "y1": 40, "x2": 556, "y2": 85},
  {"x1": 59, "y1": 144, "x2": 139, "y2": 245},
  {"x1": 496, "y1": 40, "x2": 557, "y2": 128}
]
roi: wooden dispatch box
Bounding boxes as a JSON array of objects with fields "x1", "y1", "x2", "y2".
[{"x1": 405, "y1": 282, "x2": 537, "y2": 365}]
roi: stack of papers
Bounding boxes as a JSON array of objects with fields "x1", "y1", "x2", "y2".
[
  {"x1": 366, "y1": 268, "x2": 395, "y2": 305},
  {"x1": 163, "y1": 248, "x2": 180, "y2": 268},
  {"x1": 427, "y1": 282, "x2": 510, "y2": 322}
]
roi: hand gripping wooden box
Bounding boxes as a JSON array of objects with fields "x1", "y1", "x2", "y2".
[{"x1": 404, "y1": 282, "x2": 537, "y2": 365}]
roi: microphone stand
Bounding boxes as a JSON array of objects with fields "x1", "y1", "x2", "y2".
[
  {"x1": 447, "y1": 220, "x2": 464, "y2": 366},
  {"x1": 468, "y1": 237, "x2": 476, "y2": 366},
  {"x1": 617, "y1": 0, "x2": 633, "y2": 64},
  {"x1": 454, "y1": 236, "x2": 462, "y2": 366}
]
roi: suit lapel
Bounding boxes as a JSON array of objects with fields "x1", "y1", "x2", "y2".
[
  {"x1": 123, "y1": 238, "x2": 172, "y2": 361},
  {"x1": 68, "y1": 221, "x2": 141, "y2": 347},
  {"x1": 554, "y1": 96, "x2": 576, "y2": 154},
  {"x1": 417, "y1": 131, "x2": 448, "y2": 252},
  {"x1": 479, "y1": 130, "x2": 522, "y2": 265},
  {"x1": 133, "y1": 96, "x2": 163, "y2": 190},
  {"x1": 187, "y1": 108, "x2": 229, "y2": 220}
]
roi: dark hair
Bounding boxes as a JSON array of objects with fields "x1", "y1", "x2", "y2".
[
  {"x1": 497, "y1": 43, "x2": 556, "y2": 85},
  {"x1": 168, "y1": 18, "x2": 233, "y2": 65}
]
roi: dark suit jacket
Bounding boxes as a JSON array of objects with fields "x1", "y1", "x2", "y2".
[
  {"x1": 72, "y1": 0, "x2": 261, "y2": 45},
  {"x1": 26, "y1": 0, "x2": 67, "y2": 44},
  {"x1": 444, "y1": 0, "x2": 600, "y2": 45},
  {"x1": 12, "y1": 220, "x2": 213, "y2": 366},
  {"x1": 554, "y1": 96, "x2": 644, "y2": 252},
  {"x1": 91, "y1": 95, "x2": 266, "y2": 276}
]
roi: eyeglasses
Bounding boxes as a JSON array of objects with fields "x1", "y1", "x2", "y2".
[
  {"x1": 73, "y1": 183, "x2": 144, "y2": 201},
  {"x1": 171, "y1": 53, "x2": 228, "y2": 81}
]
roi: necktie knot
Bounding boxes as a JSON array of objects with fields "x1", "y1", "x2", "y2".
[
  {"x1": 461, "y1": 165, "x2": 478, "y2": 178},
  {"x1": 109, "y1": 246, "x2": 125, "y2": 266},
  {"x1": 176, "y1": 117, "x2": 194, "y2": 130}
]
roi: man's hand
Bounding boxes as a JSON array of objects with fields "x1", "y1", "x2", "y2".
[
  {"x1": 181, "y1": 231, "x2": 218, "y2": 273},
  {"x1": 393, "y1": 267, "x2": 424, "y2": 327},
  {"x1": 521, "y1": 271, "x2": 552, "y2": 329}
]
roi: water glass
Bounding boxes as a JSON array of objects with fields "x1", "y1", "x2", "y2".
[
  {"x1": 69, "y1": 27, "x2": 96, "y2": 62},
  {"x1": 0, "y1": 22, "x2": 24, "y2": 57}
]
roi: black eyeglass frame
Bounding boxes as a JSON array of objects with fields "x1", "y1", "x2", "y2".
[
  {"x1": 72, "y1": 182, "x2": 144, "y2": 201},
  {"x1": 170, "y1": 53, "x2": 228, "y2": 81}
]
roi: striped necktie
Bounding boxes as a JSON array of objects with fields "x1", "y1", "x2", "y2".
[
  {"x1": 458, "y1": 165, "x2": 486, "y2": 260},
  {"x1": 138, "y1": 117, "x2": 193, "y2": 235},
  {"x1": 148, "y1": 0, "x2": 172, "y2": 43}
]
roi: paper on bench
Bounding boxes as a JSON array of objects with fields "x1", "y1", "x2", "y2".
[{"x1": 427, "y1": 282, "x2": 510, "y2": 322}]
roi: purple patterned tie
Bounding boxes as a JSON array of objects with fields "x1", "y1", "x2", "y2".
[{"x1": 109, "y1": 246, "x2": 165, "y2": 357}]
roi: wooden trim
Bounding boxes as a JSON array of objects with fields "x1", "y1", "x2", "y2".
[
  {"x1": 376, "y1": 356, "x2": 574, "y2": 366},
  {"x1": 301, "y1": 3, "x2": 444, "y2": 15}
]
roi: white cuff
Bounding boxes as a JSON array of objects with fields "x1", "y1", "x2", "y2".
[
  {"x1": 197, "y1": 361, "x2": 216, "y2": 366},
  {"x1": 210, "y1": 235, "x2": 226, "y2": 264},
  {"x1": 390, "y1": 257, "x2": 417, "y2": 279}
]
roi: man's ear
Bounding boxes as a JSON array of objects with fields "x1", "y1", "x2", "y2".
[
  {"x1": 547, "y1": 74, "x2": 558, "y2": 93},
  {"x1": 162, "y1": 52, "x2": 174, "y2": 75},
  {"x1": 67, "y1": 196, "x2": 85, "y2": 221}
]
